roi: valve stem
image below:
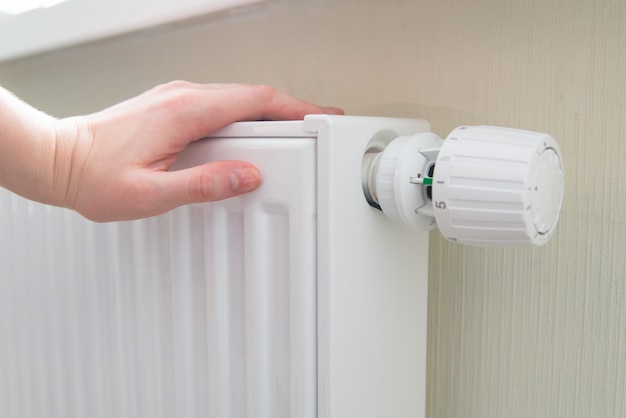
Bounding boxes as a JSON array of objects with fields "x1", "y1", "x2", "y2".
[{"x1": 410, "y1": 176, "x2": 433, "y2": 185}]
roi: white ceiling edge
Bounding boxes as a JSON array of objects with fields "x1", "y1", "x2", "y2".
[{"x1": 0, "y1": 0, "x2": 265, "y2": 62}]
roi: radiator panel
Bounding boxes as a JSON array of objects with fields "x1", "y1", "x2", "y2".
[
  {"x1": 0, "y1": 137, "x2": 317, "y2": 418},
  {"x1": 0, "y1": 115, "x2": 431, "y2": 418}
]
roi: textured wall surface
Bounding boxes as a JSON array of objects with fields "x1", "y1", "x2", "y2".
[{"x1": 1, "y1": 0, "x2": 624, "y2": 416}]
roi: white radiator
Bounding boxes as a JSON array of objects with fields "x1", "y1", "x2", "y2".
[{"x1": 0, "y1": 115, "x2": 430, "y2": 418}]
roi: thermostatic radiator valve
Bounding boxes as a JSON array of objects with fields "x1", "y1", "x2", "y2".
[{"x1": 363, "y1": 125, "x2": 564, "y2": 246}]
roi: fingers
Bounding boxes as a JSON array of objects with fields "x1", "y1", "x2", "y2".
[
  {"x1": 149, "y1": 82, "x2": 344, "y2": 141},
  {"x1": 226, "y1": 84, "x2": 344, "y2": 121},
  {"x1": 159, "y1": 160, "x2": 262, "y2": 208}
]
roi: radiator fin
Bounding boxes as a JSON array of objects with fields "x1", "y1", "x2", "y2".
[{"x1": 0, "y1": 137, "x2": 317, "y2": 418}]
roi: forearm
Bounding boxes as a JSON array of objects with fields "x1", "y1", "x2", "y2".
[{"x1": 0, "y1": 87, "x2": 62, "y2": 206}]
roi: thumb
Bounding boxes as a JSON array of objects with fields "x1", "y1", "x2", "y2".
[{"x1": 164, "y1": 160, "x2": 262, "y2": 207}]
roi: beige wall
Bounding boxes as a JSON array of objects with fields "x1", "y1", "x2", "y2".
[{"x1": 1, "y1": 0, "x2": 624, "y2": 416}]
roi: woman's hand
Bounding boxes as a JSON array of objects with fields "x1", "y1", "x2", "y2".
[{"x1": 1, "y1": 82, "x2": 342, "y2": 221}]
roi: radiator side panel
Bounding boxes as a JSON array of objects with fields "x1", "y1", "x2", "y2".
[{"x1": 307, "y1": 115, "x2": 431, "y2": 418}]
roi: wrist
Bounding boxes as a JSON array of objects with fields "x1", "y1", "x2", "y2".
[
  {"x1": 0, "y1": 88, "x2": 58, "y2": 205},
  {"x1": 50, "y1": 116, "x2": 94, "y2": 211}
]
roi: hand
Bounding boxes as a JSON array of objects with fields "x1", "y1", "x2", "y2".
[{"x1": 47, "y1": 82, "x2": 342, "y2": 221}]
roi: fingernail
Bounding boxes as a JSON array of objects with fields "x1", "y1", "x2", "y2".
[
  {"x1": 323, "y1": 106, "x2": 345, "y2": 115},
  {"x1": 230, "y1": 167, "x2": 262, "y2": 193}
]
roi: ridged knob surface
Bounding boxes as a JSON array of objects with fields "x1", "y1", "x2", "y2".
[{"x1": 432, "y1": 126, "x2": 564, "y2": 246}]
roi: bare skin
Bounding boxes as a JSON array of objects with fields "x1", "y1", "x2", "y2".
[{"x1": 0, "y1": 81, "x2": 342, "y2": 221}]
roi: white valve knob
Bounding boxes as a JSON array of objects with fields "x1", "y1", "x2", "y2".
[
  {"x1": 364, "y1": 125, "x2": 564, "y2": 247},
  {"x1": 433, "y1": 126, "x2": 563, "y2": 246}
]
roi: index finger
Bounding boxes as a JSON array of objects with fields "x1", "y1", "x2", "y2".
[{"x1": 152, "y1": 82, "x2": 344, "y2": 140}]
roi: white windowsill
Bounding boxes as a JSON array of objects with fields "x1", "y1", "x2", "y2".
[{"x1": 0, "y1": 0, "x2": 265, "y2": 62}]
